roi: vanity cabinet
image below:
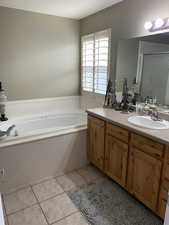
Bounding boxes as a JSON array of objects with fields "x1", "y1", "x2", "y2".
[
  {"x1": 87, "y1": 114, "x2": 167, "y2": 219},
  {"x1": 87, "y1": 115, "x2": 105, "y2": 170}
]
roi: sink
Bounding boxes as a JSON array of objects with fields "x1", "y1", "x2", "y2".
[{"x1": 128, "y1": 116, "x2": 169, "y2": 130}]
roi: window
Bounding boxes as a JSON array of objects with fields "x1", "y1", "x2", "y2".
[{"x1": 81, "y1": 29, "x2": 111, "y2": 95}]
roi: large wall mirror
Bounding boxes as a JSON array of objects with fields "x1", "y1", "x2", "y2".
[{"x1": 116, "y1": 33, "x2": 169, "y2": 106}]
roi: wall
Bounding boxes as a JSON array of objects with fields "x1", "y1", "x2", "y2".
[
  {"x1": 80, "y1": 0, "x2": 169, "y2": 79},
  {"x1": 0, "y1": 7, "x2": 80, "y2": 100}
]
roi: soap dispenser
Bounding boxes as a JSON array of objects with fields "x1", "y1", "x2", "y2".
[{"x1": 0, "y1": 82, "x2": 8, "y2": 121}]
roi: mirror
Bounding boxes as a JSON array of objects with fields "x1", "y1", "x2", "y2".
[{"x1": 116, "y1": 33, "x2": 169, "y2": 106}]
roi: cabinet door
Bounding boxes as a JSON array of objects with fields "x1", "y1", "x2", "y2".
[
  {"x1": 105, "y1": 135, "x2": 128, "y2": 187},
  {"x1": 128, "y1": 147, "x2": 162, "y2": 211},
  {"x1": 88, "y1": 116, "x2": 105, "y2": 170}
]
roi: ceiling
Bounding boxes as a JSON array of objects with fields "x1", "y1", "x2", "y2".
[{"x1": 0, "y1": 0, "x2": 124, "y2": 19}]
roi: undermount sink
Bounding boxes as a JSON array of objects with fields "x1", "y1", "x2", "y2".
[{"x1": 128, "y1": 116, "x2": 169, "y2": 130}]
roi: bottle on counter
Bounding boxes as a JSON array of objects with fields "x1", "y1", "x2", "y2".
[{"x1": 0, "y1": 82, "x2": 8, "y2": 121}]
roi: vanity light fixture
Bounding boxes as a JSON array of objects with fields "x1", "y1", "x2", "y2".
[
  {"x1": 144, "y1": 21, "x2": 153, "y2": 30},
  {"x1": 144, "y1": 17, "x2": 169, "y2": 32},
  {"x1": 154, "y1": 18, "x2": 164, "y2": 29}
]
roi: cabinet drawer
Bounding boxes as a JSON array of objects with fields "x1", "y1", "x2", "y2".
[
  {"x1": 107, "y1": 123, "x2": 129, "y2": 143},
  {"x1": 88, "y1": 115, "x2": 105, "y2": 127},
  {"x1": 131, "y1": 133, "x2": 164, "y2": 158}
]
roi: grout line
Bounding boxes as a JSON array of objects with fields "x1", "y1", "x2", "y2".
[
  {"x1": 6, "y1": 202, "x2": 38, "y2": 217},
  {"x1": 50, "y1": 210, "x2": 80, "y2": 225},
  {"x1": 31, "y1": 191, "x2": 66, "y2": 205},
  {"x1": 30, "y1": 186, "x2": 50, "y2": 225},
  {"x1": 31, "y1": 177, "x2": 57, "y2": 187},
  {"x1": 3, "y1": 185, "x2": 32, "y2": 197}
]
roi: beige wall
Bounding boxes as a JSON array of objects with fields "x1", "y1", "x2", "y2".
[
  {"x1": 0, "y1": 7, "x2": 80, "y2": 100},
  {"x1": 80, "y1": 0, "x2": 169, "y2": 79}
]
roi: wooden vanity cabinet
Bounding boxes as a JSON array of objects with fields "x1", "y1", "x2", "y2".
[
  {"x1": 87, "y1": 115, "x2": 105, "y2": 170},
  {"x1": 87, "y1": 114, "x2": 167, "y2": 218},
  {"x1": 105, "y1": 124, "x2": 129, "y2": 187}
]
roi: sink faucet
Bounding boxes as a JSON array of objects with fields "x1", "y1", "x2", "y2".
[{"x1": 151, "y1": 108, "x2": 161, "y2": 121}]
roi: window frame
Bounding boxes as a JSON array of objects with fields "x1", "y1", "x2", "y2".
[{"x1": 81, "y1": 29, "x2": 111, "y2": 96}]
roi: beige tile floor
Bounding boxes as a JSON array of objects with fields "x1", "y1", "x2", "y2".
[{"x1": 2, "y1": 165, "x2": 104, "y2": 225}]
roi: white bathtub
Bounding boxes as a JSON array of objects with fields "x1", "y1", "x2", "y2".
[
  {"x1": 0, "y1": 111, "x2": 88, "y2": 193},
  {"x1": 0, "y1": 112, "x2": 87, "y2": 144}
]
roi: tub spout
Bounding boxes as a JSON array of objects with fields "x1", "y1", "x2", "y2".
[{"x1": 6, "y1": 125, "x2": 16, "y2": 136}]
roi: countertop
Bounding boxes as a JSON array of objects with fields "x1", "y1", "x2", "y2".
[{"x1": 86, "y1": 108, "x2": 169, "y2": 146}]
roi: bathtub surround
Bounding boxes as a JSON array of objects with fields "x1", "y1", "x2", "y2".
[{"x1": 0, "y1": 6, "x2": 80, "y2": 101}]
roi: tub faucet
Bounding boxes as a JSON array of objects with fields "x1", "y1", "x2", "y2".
[{"x1": 6, "y1": 125, "x2": 16, "y2": 136}]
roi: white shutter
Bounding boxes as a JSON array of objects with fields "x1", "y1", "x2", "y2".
[
  {"x1": 82, "y1": 34, "x2": 94, "y2": 92},
  {"x1": 81, "y1": 29, "x2": 111, "y2": 94},
  {"x1": 94, "y1": 29, "x2": 110, "y2": 94}
]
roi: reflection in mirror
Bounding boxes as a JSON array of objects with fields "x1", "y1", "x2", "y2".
[{"x1": 116, "y1": 32, "x2": 169, "y2": 106}]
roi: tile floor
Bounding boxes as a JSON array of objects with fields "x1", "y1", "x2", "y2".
[{"x1": 2, "y1": 165, "x2": 104, "y2": 225}]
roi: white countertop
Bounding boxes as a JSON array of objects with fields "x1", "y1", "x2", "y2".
[{"x1": 87, "y1": 108, "x2": 169, "y2": 146}]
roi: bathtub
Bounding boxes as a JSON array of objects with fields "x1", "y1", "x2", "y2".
[
  {"x1": 0, "y1": 111, "x2": 87, "y2": 146},
  {"x1": 0, "y1": 111, "x2": 88, "y2": 193}
]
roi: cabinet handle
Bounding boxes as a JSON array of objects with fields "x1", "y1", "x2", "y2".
[{"x1": 154, "y1": 153, "x2": 161, "y2": 158}]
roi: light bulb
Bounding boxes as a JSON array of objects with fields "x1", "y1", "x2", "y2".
[
  {"x1": 166, "y1": 18, "x2": 169, "y2": 26},
  {"x1": 155, "y1": 18, "x2": 164, "y2": 28},
  {"x1": 144, "y1": 21, "x2": 153, "y2": 30}
]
